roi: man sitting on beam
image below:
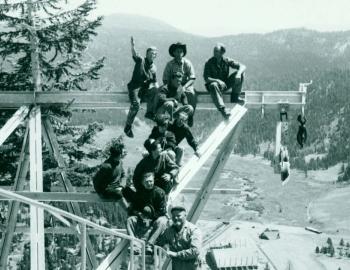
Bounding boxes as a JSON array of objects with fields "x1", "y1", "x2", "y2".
[
  {"x1": 93, "y1": 138, "x2": 125, "y2": 199},
  {"x1": 124, "y1": 36, "x2": 158, "y2": 138},
  {"x1": 125, "y1": 172, "x2": 168, "y2": 255},
  {"x1": 204, "y1": 43, "x2": 246, "y2": 119},
  {"x1": 133, "y1": 139, "x2": 179, "y2": 195},
  {"x1": 155, "y1": 71, "x2": 194, "y2": 124}
]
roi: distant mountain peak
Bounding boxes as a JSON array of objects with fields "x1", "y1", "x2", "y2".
[{"x1": 102, "y1": 13, "x2": 181, "y2": 33}]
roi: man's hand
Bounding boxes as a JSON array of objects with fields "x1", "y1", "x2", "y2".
[
  {"x1": 216, "y1": 79, "x2": 226, "y2": 89},
  {"x1": 167, "y1": 250, "x2": 178, "y2": 257},
  {"x1": 161, "y1": 173, "x2": 171, "y2": 182},
  {"x1": 235, "y1": 73, "x2": 242, "y2": 82},
  {"x1": 130, "y1": 36, "x2": 135, "y2": 47},
  {"x1": 194, "y1": 151, "x2": 201, "y2": 158}
]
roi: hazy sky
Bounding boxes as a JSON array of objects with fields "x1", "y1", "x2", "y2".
[{"x1": 83, "y1": 0, "x2": 349, "y2": 36}]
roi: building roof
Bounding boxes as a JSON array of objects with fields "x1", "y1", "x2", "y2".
[{"x1": 210, "y1": 247, "x2": 259, "y2": 268}]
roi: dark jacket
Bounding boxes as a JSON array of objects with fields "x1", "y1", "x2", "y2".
[
  {"x1": 203, "y1": 56, "x2": 240, "y2": 84},
  {"x1": 127, "y1": 54, "x2": 157, "y2": 91},
  {"x1": 93, "y1": 158, "x2": 125, "y2": 194},
  {"x1": 129, "y1": 186, "x2": 167, "y2": 220},
  {"x1": 149, "y1": 127, "x2": 177, "y2": 151},
  {"x1": 133, "y1": 152, "x2": 179, "y2": 191},
  {"x1": 157, "y1": 84, "x2": 188, "y2": 109},
  {"x1": 168, "y1": 122, "x2": 198, "y2": 151}
]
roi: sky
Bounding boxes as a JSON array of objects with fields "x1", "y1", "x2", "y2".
[{"x1": 78, "y1": 0, "x2": 350, "y2": 37}]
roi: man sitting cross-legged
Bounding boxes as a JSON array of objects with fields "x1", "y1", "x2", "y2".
[
  {"x1": 125, "y1": 172, "x2": 168, "y2": 255},
  {"x1": 155, "y1": 71, "x2": 194, "y2": 123}
]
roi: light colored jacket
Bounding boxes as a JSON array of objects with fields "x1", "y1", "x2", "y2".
[{"x1": 158, "y1": 221, "x2": 202, "y2": 270}]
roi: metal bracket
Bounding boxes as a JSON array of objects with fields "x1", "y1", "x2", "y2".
[
  {"x1": 261, "y1": 94, "x2": 265, "y2": 118},
  {"x1": 279, "y1": 102, "x2": 290, "y2": 122}
]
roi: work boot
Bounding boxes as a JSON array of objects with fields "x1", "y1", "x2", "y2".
[
  {"x1": 231, "y1": 93, "x2": 245, "y2": 105},
  {"x1": 145, "y1": 244, "x2": 154, "y2": 255},
  {"x1": 219, "y1": 107, "x2": 231, "y2": 120},
  {"x1": 124, "y1": 124, "x2": 134, "y2": 138}
]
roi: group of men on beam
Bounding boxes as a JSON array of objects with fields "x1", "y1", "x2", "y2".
[
  {"x1": 92, "y1": 38, "x2": 247, "y2": 269},
  {"x1": 93, "y1": 137, "x2": 201, "y2": 269},
  {"x1": 124, "y1": 37, "x2": 246, "y2": 138}
]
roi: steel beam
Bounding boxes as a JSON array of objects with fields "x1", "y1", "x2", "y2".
[
  {"x1": 42, "y1": 118, "x2": 98, "y2": 269},
  {"x1": 96, "y1": 239, "x2": 129, "y2": 270},
  {"x1": 187, "y1": 121, "x2": 244, "y2": 223},
  {"x1": 0, "y1": 91, "x2": 306, "y2": 109},
  {"x1": 0, "y1": 126, "x2": 30, "y2": 269},
  {"x1": 29, "y1": 106, "x2": 45, "y2": 270},
  {"x1": 0, "y1": 106, "x2": 29, "y2": 146},
  {"x1": 10, "y1": 226, "x2": 126, "y2": 235},
  {"x1": 275, "y1": 122, "x2": 282, "y2": 156},
  {"x1": 168, "y1": 105, "x2": 247, "y2": 204},
  {"x1": 0, "y1": 188, "x2": 242, "y2": 202}
]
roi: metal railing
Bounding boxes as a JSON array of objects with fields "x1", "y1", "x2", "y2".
[{"x1": 0, "y1": 187, "x2": 171, "y2": 270}]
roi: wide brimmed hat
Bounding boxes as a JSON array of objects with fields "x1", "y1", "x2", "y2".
[{"x1": 169, "y1": 42, "x2": 187, "y2": 57}]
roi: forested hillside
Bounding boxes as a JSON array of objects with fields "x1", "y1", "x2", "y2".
[
  {"x1": 2, "y1": 13, "x2": 350, "y2": 182},
  {"x1": 84, "y1": 14, "x2": 350, "y2": 182}
]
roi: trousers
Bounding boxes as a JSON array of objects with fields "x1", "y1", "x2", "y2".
[
  {"x1": 125, "y1": 87, "x2": 158, "y2": 127},
  {"x1": 206, "y1": 71, "x2": 244, "y2": 110}
]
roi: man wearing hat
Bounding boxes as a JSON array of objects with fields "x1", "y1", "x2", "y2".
[
  {"x1": 158, "y1": 205, "x2": 203, "y2": 270},
  {"x1": 163, "y1": 42, "x2": 197, "y2": 127},
  {"x1": 156, "y1": 71, "x2": 194, "y2": 123},
  {"x1": 133, "y1": 138, "x2": 179, "y2": 194},
  {"x1": 125, "y1": 172, "x2": 168, "y2": 254},
  {"x1": 93, "y1": 138, "x2": 126, "y2": 199},
  {"x1": 204, "y1": 43, "x2": 246, "y2": 119},
  {"x1": 124, "y1": 36, "x2": 159, "y2": 138}
]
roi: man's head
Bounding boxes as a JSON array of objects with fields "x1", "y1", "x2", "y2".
[
  {"x1": 109, "y1": 144, "x2": 124, "y2": 163},
  {"x1": 170, "y1": 71, "x2": 183, "y2": 88},
  {"x1": 146, "y1": 47, "x2": 157, "y2": 63},
  {"x1": 156, "y1": 116, "x2": 169, "y2": 134},
  {"x1": 169, "y1": 42, "x2": 187, "y2": 61},
  {"x1": 144, "y1": 138, "x2": 162, "y2": 158},
  {"x1": 141, "y1": 172, "x2": 155, "y2": 190},
  {"x1": 171, "y1": 205, "x2": 187, "y2": 230},
  {"x1": 175, "y1": 112, "x2": 188, "y2": 127},
  {"x1": 213, "y1": 43, "x2": 226, "y2": 60}
]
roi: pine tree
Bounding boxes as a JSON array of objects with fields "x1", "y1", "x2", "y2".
[
  {"x1": 339, "y1": 238, "x2": 344, "y2": 246},
  {"x1": 327, "y1": 237, "x2": 333, "y2": 247},
  {"x1": 315, "y1": 246, "x2": 320, "y2": 254},
  {"x1": 329, "y1": 245, "x2": 335, "y2": 257},
  {"x1": 0, "y1": 0, "x2": 105, "y2": 92}
]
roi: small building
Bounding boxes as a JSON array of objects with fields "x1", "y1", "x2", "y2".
[
  {"x1": 259, "y1": 228, "x2": 280, "y2": 240},
  {"x1": 207, "y1": 247, "x2": 259, "y2": 270}
]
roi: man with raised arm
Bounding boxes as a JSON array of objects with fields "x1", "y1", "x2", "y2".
[
  {"x1": 204, "y1": 43, "x2": 246, "y2": 119},
  {"x1": 124, "y1": 36, "x2": 158, "y2": 138},
  {"x1": 163, "y1": 42, "x2": 197, "y2": 126}
]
